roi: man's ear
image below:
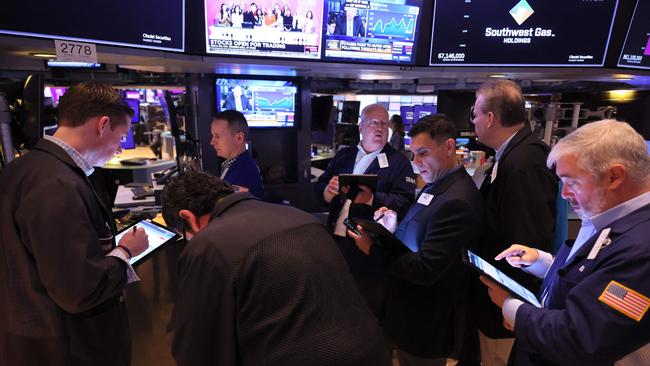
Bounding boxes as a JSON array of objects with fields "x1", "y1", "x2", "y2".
[
  {"x1": 96, "y1": 116, "x2": 111, "y2": 137},
  {"x1": 179, "y1": 209, "x2": 201, "y2": 235},
  {"x1": 606, "y1": 164, "x2": 626, "y2": 192}
]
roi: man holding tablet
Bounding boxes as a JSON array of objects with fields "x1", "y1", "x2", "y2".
[
  {"x1": 481, "y1": 120, "x2": 650, "y2": 365},
  {"x1": 348, "y1": 115, "x2": 484, "y2": 365},
  {"x1": 0, "y1": 81, "x2": 149, "y2": 366}
]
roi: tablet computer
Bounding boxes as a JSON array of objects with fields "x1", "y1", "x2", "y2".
[
  {"x1": 115, "y1": 219, "x2": 180, "y2": 266},
  {"x1": 350, "y1": 217, "x2": 413, "y2": 254},
  {"x1": 464, "y1": 249, "x2": 543, "y2": 308},
  {"x1": 339, "y1": 174, "x2": 378, "y2": 201}
]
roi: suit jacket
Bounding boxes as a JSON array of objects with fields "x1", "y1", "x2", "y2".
[
  {"x1": 223, "y1": 94, "x2": 252, "y2": 111},
  {"x1": 0, "y1": 139, "x2": 130, "y2": 366},
  {"x1": 369, "y1": 167, "x2": 484, "y2": 358},
  {"x1": 314, "y1": 143, "x2": 415, "y2": 230},
  {"x1": 511, "y1": 203, "x2": 650, "y2": 365},
  {"x1": 170, "y1": 193, "x2": 390, "y2": 366},
  {"x1": 221, "y1": 152, "x2": 265, "y2": 200},
  {"x1": 473, "y1": 125, "x2": 558, "y2": 338},
  {"x1": 334, "y1": 14, "x2": 365, "y2": 36}
]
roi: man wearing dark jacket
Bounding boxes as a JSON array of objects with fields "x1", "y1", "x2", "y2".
[
  {"x1": 349, "y1": 115, "x2": 484, "y2": 365},
  {"x1": 0, "y1": 81, "x2": 149, "y2": 366},
  {"x1": 162, "y1": 172, "x2": 389, "y2": 366},
  {"x1": 315, "y1": 103, "x2": 415, "y2": 315},
  {"x1": 470, "y1": 79, "x2": 557, "y2": 365}
]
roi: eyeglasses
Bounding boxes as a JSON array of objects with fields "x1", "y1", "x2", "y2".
[{"x1": 362, "y1": 120, "x2": 388, "y2": 128}]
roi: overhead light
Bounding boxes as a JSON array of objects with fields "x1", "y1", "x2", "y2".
[
  {"x1": 612, "y1": 74, "x2": 633, "y2": 81},
  {"x1": 607, "y1": 89, "x2": 636, "y2": 102},
  {"x1": 488, "y1": 74, "x2": 507, "y2": 78},
  {"x1": 29, "y1": 52, "x2": 57, "y2": 58}
]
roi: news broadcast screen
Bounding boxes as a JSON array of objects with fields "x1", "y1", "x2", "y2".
[
  {"x1": 0, "y1": 0, "x2": 184, "y2": 51},
  {"x1": 323, "y1": 0, "x2": 422, "y2": 64},
  {"x1": 618, "y1": 0, "x2": 650, "y2": 70},
  {"x1": 216, "y1": 78, "x2": 298, "y2": 128},
  {"x1": 205, "y1": 0, "x2": 323, "y2": 59},
  {"x1": 430, "y1": 0, "x2": 618, "y2": 66}
]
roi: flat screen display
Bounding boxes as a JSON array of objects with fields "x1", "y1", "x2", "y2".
[
  {"x1": 323, "y1": 0, "x2": 423, "y2": 64},
  {"x1": 216, "y1": 78, "x2": 298, "y2": 128},
  {"x1": 205, "y1": 0, "x2": 323, "y2": 59},
  {"x1": 618, "y1": 0, "x2": 650, "y2": 69},
  {"x1": 120, "y1": 127, "x2": 136, "y2": 150},
  {"x1": 0, "y1": 1, "x2": 184, "y2": 52},
  {"x1": 114, "y1": 220, "x2": 179, "y2": 266},
  {"x1": 430, "y1": 0, "x2": 618, "y2": 66},
  {"x1": 125, "y1": 99, "x2": 140, "y2": 124}
]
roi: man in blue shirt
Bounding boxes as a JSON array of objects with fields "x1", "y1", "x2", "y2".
[
  {"x1": 210, "y1": 110, "x2": 264, "y2": 199},
  {"x1": 482, "y1": 119, "x2": 650, "y2": 365}
]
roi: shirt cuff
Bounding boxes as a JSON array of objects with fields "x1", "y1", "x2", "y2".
[
  {"x1": 522, "y1": 250, "x2": 554, "y2": 279},
  {"x1": 502, "y1": 297, "x2": 525, "y2": 328},
  {"x1": 108, "y1": 248, "x2": 141, "y2": 284}
]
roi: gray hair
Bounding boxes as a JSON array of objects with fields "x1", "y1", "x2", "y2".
[
  {"x1": 360, "y1": 103, "x2": 388, "y2": 124},
  {"x1": 547, "y1": 119, "x2": 650, "y2": 184}
]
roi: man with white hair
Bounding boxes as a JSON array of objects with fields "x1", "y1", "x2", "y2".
[
  {"x1": 315, "y1": 103, "x2": 415, "y2": 315},
  {"x1": 481, "y1": 120, "x2": 650, "y2": 365}
]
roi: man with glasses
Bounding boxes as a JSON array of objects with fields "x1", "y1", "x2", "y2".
[
  {"x1": 315, "y1": 103, "x2": 415, "y2": 315},
  {"x1": 470, "y1": 79, "x2": 557, "y2": 365},
  {"x1": 161, "y1": 172, "x2": 389, "y2": 366}
]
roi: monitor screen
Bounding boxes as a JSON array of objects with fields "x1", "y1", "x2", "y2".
[
  {"x1": 323, "y1": 0, "x2": 423, "y2": 64},
  {"x1": 46, "y1": 61, "x2": 104, "y2": 69},
  {"x1": 205, "y1": 0, "x2": 323, "y2": 59},
  {"x1": 0, "y1": 1, "x2": 184, "y2": 52},
  {"x1": 618, "y1": 0, "x2": 650, "y2": 70},
  {"x1": 125, "y1": 99, "x2": 140, "y2": 124},
  {"x1": 413, "y1": 105, "x2": 437, "y2": 121},
  {"x1": 120, "y1": 126, "x2": 136, "y2": 150},
  {"x1": 430, "y1": 0, "x2": 618, "y2": 66},
  {"x1": 216, "y1": 78, "x2": 298, "y2": 128}
]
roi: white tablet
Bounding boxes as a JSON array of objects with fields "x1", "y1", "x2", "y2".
[{"x1": 115, "y1": 219, "x2": 180, "y2": 266}]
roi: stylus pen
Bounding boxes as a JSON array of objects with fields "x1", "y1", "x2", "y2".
[
  {"x1": 375, "y1": 214, "x2": 385, "y2": 222},
  {"x1": 132, "y1": 226, "x2": 137, "y2": 235}
]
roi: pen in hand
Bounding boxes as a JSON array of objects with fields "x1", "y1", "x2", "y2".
[
  {"x1": 375, "y1": 214, "x2": 385, "y2": 222},
  {"x1": 132, "y1": 226, "x2": 137, "y2": 236}
]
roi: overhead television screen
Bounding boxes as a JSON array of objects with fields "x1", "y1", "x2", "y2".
[
  {"x1": 216, "y1": 78, "x2": 298, "y2": 128},
  {"x1": 430, "y1": 0, "x2": 618, "y2": 66},
  {"x1": 323, "y1": 0, "x2": 423, "y2": 64},
  {"x1": 205, "y1": 0, "x2": 323, "y2": 59},
  {"x1": 618, "y1": 0, "x2": 650, "y2": 69},
  {"x1": 0, "y1": 0, "x2": 184, "y2": 51}
]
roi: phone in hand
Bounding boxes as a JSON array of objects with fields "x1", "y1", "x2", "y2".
[{"x1": 343, "y1": 217, "x2": 362, "y2": 236}]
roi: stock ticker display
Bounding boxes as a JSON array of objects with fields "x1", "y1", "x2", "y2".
[{"x1": 618, "y1": 0, "x2": 650, "y2": 70}]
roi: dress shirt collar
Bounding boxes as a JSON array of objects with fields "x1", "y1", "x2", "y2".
[
  {"x1": 495, "y1": 131, "x2": 518, "y2": 162},
  {"x1": 590, "y1": 190, "x2": 650, "y2": 231},
  {"x1": 44, "y1": 135, "x2": 94, "y2": 176}
]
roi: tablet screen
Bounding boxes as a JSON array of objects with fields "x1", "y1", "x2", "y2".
[
  {"x1": 115, "y1": 220, "x2": 178, "y2": 266},
  {"x1": 466, "y1": 249, "x2": 542, "y2": 308}
]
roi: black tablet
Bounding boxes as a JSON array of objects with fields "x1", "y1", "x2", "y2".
[
  {"x1": 114, "y1": 219, "x2": 180, "y2": 266},
  {"x1": 339, "y1": 174, "x2": 378, "y2": 201},
  {"x1": 352, "y1": 217, "x2": 413, "y2": 254},
  {"x1": 464, "y1": 249, "x2": 542, "y2": 308}
]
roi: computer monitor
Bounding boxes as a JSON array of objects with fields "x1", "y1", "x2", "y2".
[
  {"x1": 125, "y1": 98, "x2": 140, "y2": 123},
  {"x1": 430, "y1": 0, "x2": 619, "y2": 66},
  {"x1": 618, "y1": 0, "x2": 650, "y2": 70},
  {"x1": 322, "y1": 0, "x2": 424, "y2": 64},
  {"x1": 340, "y1": 101, "x2": 361, "y2": 124},
  {"x1": 204, "y1": 0, "x2": 324, "y2": 59},
  {"x1": 216, "y1": 78, "x2": 298, "y2": 128},
  {"x1": 120, "y1": 127, "x2": 136, "y2": 150}
]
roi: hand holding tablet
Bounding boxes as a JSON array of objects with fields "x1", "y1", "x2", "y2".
[{"x1": 114, "y1": 220, "x2": 180, "y2": 266}]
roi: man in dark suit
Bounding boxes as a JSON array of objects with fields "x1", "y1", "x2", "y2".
[
  {"x1": 161, "y1": 172, "x2": 390, "y2": 366},
  {"x1": 470, "y1": 79, "x2": 557, "y2": 364},
  {"x1": 349, "y1": 114, "x2": 484, "y2": 365},
  {"x1": 223, "y1": 85, "x2": 252, "y2": 112},
  {"x1": 333, "y1": 4, "x2": 366, "y2": 36},
  {"x1": 0, "y1": 81, "x2": 149, "y2": 366},
  {"x1": 482, "y1": 120, "x2": 650, "y2": 365},
  {"x1": 315, "y1": 103, "x2": 415, "y2": 315}
]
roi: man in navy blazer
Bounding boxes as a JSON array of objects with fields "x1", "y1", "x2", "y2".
[
  {"x1": 482, "y1": 120, "x2": 650, "y2": 365},
  {"x1": 210, "y1": 110, "x2": 264, "y2": 199},
  {"x1": 333, "y1": 5, "x2": 366, "y2": 37},
  {"x1": 315, "y1": 103, "x2": 415, "y2": 315},
  {"x1": 349, "y1": 115, "x2": 484, "y2": 365}
]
